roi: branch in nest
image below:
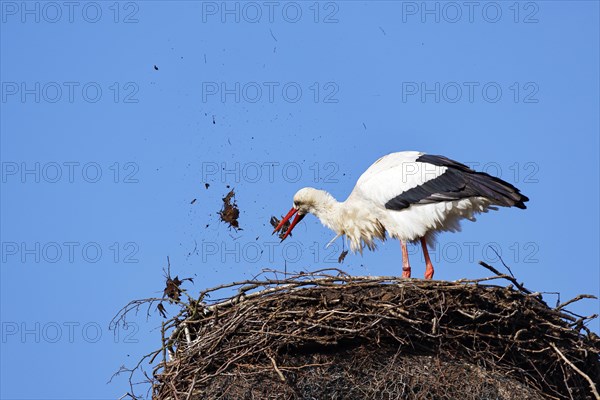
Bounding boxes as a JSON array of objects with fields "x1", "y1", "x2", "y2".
[
  {"x1": 550, "y1": 343, "x2": 600, "y2": 400},
  {"x1": 556, "y1": 294, "x2": 598, "y2": 311},
  {"x1": 478, "y1": 261, "x2": 535, "y2": 296},
  {"x1": 266, "y1": 353, "x2": 286, "y2": 382}
]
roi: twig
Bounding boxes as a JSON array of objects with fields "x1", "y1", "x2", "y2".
[
  {"x1": 185, "y1": 374, "x2": 197, "y2": 400},
  {"x1": 550, "y1": 342, "x2": 600, "y2": 400},
  {"x1": 266, "y1": 353, "x2": 286, "y2": 382},
  {"x1": 478, "y1": 261, "x2": 534, "y2": 295},
  {"x1": 490, "y1": 247, "x2": 515, "y2": 278},
  {"x1": 556, "y1": 294, "x2": 597, "y2": 311}
]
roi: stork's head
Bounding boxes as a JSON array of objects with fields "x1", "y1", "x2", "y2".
[{"x1": 273, "y1": 187, "x2": 334, "y2": 241}]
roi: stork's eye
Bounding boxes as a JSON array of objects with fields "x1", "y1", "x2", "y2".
[{"x1": 293, "y1": 201, "x2": 299, "y2": 208}]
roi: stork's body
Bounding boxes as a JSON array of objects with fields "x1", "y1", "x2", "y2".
[{"x1": 273, "y1": 151, "x2": 529, "y2": 279}]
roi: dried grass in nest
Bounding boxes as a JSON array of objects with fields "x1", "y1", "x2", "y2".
[{"x1": 123, "y1": 266, "x2": 599, "y2": 400}]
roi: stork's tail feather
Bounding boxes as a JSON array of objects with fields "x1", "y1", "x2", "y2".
[{"x1": 467, "y1": 172, "x2": 529, "y2": 209}]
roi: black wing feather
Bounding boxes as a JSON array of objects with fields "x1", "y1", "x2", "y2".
[{"x1": 384, "y1": 154, "x2": 529, "y2": 210}]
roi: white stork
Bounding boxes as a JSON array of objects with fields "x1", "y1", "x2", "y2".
[{"x1": 273, "y1": 151, "x2": 529, "y2": 279}]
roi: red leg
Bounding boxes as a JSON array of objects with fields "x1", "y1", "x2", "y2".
[
  {"x1": 401, "y1": 240, "x2": 411, "y2": 278},
  {"x1": 421, "y1": 237, "x2": 434, "y2": 280}
]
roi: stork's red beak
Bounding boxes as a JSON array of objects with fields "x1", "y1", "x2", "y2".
[{"x1": 272, "y1": 207, "x2": 305, "y2": 241}]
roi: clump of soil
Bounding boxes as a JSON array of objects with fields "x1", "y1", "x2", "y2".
[
  {"x1": 157, "y1": 265, "x2": 193, "y2": 318},
  {"x1": 338, "y1": 250, "x2": 348, "y2": 263},
  {"x1": 270, "y1": 216, "x2": 291, "y2": 240},
  {"x1": 163, "y1": 276, "x2": 184, "y2": 301},
  {"x1": 219, "y1": 189, "x2": 241, "y2": 230}
]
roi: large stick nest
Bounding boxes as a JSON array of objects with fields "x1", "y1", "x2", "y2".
[{"x1": 147, "y1": 268, "x2": 599, "y2": 400}]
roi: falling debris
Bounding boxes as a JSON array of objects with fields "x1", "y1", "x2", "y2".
[
  {"x1": 219, "y1": 189, "x2": 241, "y2": 230},
  {"x1": 338, "y1": 250, "x2": 349, "y2": 264},
  {"x1": 164, "y1": 276, "x2": 183, "y2": 301},
  {"x1": 163, "y1": 275, "x2": 194, "y2": 302},
  {"x1": 269, "y1": 28, "x2": 278, "y2": 42},
  {"x1": 212, "y1": 115, "x2": 216, "y2": 125},
  {"x1": 154, "y1": 65, "x2": 159, "y2": 70},
  {"x1": 190, "y1": 199, "x2": 197, "y2": 205},
  {"x1": 157, "y1": 265, "x2": 194, "y2": 319},
  {"x1": 157, "y1": 303, "x2": 168, "y2": 318},
  {"x1": 270, "y1": 216, "x2": 291, "y2": 240},
  {"x1": 204, "y1": 183, "x2": 210, "y2": 189}
]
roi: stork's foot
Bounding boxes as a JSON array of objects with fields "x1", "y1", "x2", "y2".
[
  {"x1": 421, "y1": 237, "x2": 434, "y2": 280},
  {"x1": 400, "y1": 240, "x2": 411, "y2": 278},
  {"x1": 424, "y1": 263, "x2": 434, "y2": 280}
]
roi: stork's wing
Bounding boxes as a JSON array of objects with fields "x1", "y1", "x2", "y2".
[{"x1": 349, "y1": 152, "x2": 528, "y2": 210}]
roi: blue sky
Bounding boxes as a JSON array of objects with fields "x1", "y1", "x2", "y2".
[{"x1": 1, "y1": 1, "x2": 599, "y2": 399}]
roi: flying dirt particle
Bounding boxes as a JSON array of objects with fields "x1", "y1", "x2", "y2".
[
  {"x1": 219, "y1": 189, "x2": 241, "y2": 230},
  {"x1": 157, "y1": 303, "x2": 168, "y2": 318},
  {"x1": 205, "y1": 183, "x2": 210, "y2": 189},
  {"x1": 154, "y1": 65, "x2": 159, "y2": 70},
  {"x1": 190, "y1": 199, "x2": 197, "y2": 204},
  {"x1": 338, "y1": 250, "x2": 349, "y2": 264}
]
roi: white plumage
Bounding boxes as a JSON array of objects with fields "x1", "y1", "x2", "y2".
[{"x1": 273, "y1": 151, "x2": 528, "y2": 279}]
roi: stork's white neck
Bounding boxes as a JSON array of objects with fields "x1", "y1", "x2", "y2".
[
  {"x1": 305, "y1": 190, "x2": 343, "y2": 231},
  {"x1": 302, "y1": 189, "x2": 385, "y2": 253}
]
